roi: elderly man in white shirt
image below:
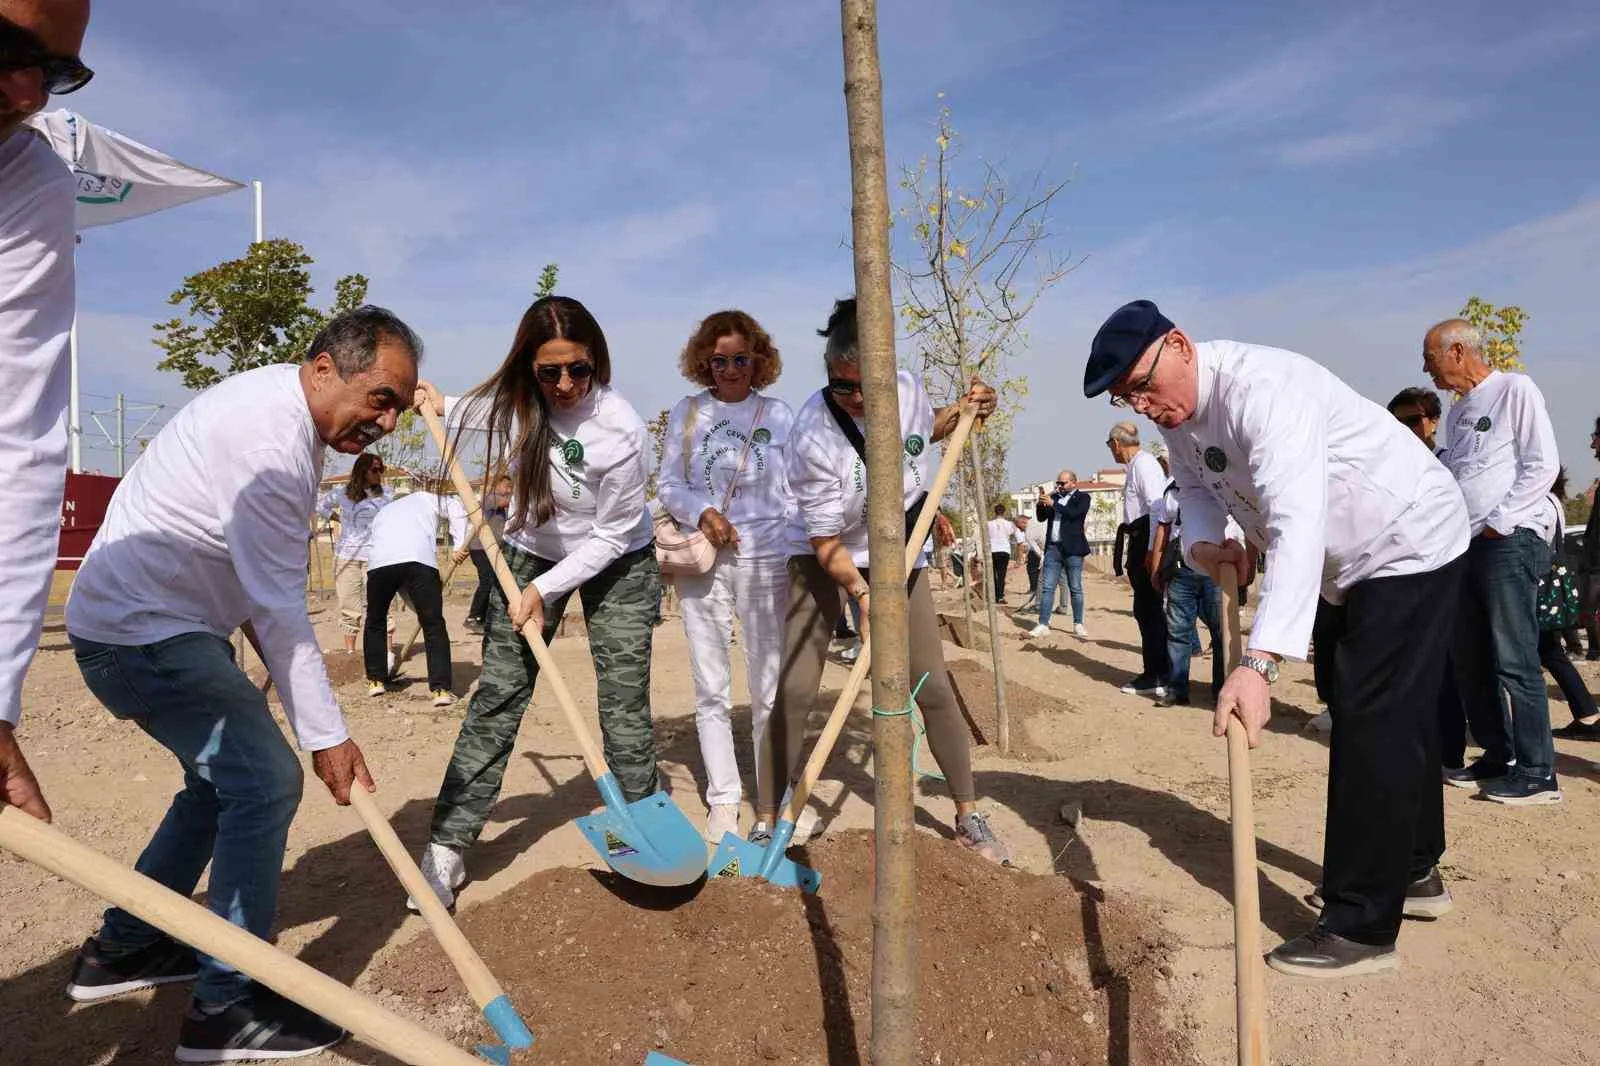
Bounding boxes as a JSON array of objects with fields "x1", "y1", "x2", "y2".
[
  {"x1": 1107, "y1": 420, "x2": 1171, "y2": 695},
  {"x1": 0, "y1": 0, "x2": 92, "y2": 827},
  {"x1": 1426, "y1": 319, "x2": 1562, "y2": 804},
  {"x1": 61, "y1": 307, "x2": 428, "y2": 1061},
  {"x1": 1085, "y1": 299, "x2": 1470, "y2": 980}
]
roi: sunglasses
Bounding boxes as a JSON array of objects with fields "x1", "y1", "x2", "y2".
[
  {"x1": 709, "y1": 354, "x2": 751, "y2": 372},
  {"x1": 534, "y1": 362, "x2": 594, "y2": 385},
  {"x1": 0, "y1": 23, "x2": 94, "y2": 95},
  {"x1": 827, "y1": 378, "x2": 863, "y2": 396},
  {"x1": 1055, "y1": 481, "x2": 1071, "y2": 487},
  {"x1": 1397, "y1": 412, "x2": 1426, "y2": 428}
]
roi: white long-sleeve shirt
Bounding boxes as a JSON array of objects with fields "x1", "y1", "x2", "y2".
[
  {"x1": 445, "y1": 385, "x2": 653, "y2": 601},
  {"x1": 1438, "y1": 370, "x2": 1560, "y2": 538},
  {"x1": 315, "y1": 486, "x2": 391, "y2": 561},
  {"x1": 1122, "y1": 449, "x2": 1166, "y2": 525},
  {"x1": 66, "y1": 365, "x2": 348, "y2": 750},
  {"x1": 784, "y1": 370, "x2": 936, "y2": 567},
  {"x1": 366, "y1": 490, "x2": 470, "y2": 571},
  {"x1": 987, "y1": 517, "x2": 1023, "y2": 554},
  {"x1": 657, "y1": 390, "x2": 795, "y2": 559},
  {"x1": 1162, "y1": 340, "x2": 1469, "y2": 660},
  {"x1": 0, "y1": 129, "x2": 75, "y2": 727}
]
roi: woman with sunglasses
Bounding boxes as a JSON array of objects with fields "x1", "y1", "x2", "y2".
[
  {"x1": 657, "y1": 310, "x2": 795, "y2": 843},
  {"x1": 410, "y1": 296, "x2": 660, "y2": 909},
  {"x1": 757, "y1": 296, "x2": 1012, "y2": 865},
  {"x1": 314, "y1": 453, "x2": 392, "y2": 655}
]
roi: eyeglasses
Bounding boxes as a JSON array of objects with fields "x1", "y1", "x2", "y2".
[
  {"x1": 0, "y1": 23, "x2": 94, "y2": 95},
  {"x1": 1109, "y1": 333, "x2": 1169, "y2": 408},
  {"x1": 709, "y1": 354, "x2": 751, "y2": 373},
  {"x1": 827, "y1": 378, "x2": 863, "y2": 396},
  {"x1": 534, "y1": 362, "x2": 594, "y2": 385}
]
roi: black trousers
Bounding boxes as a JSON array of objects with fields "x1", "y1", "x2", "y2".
[
  {"x1": 467, "y1": 549, "x2": 495, "y2": 622},
  {"x1": 1025, "y1": 549, "x2": 1041, "y2": 594},
  {"x1": 1311, "y1": 597, "x2": 1344, "y2": 706},
  {"x1": 1128, "y1": 565, "x2": 1169, "y2": 682},
  {"x1": 991, "y1": 551, "x2": 1010, "y2": 602},
  {"x1": 1319, "y1": 555, "x2": 1464, "y2": 946},
  {"x1": 366, "y1": 561, "x2": 451, "y2": 691}
]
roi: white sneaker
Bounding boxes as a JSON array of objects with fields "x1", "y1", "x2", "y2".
[
  {"x1": 1074, "y1": 623, "x2": 1088, "y2": 639},
  {"x1": 1304, "y1": 710, "x2": 1333, "y2": 734},
  {"x1": 704, "y1": 803, "x2": 740, "y2": 843},
  {"x1": 778, "y1": 786, "x2": 826, "y2": 845},
  {"x1": 1026, "y1": 624, "x2": 1051, "y2": 639},
  {"x1": 840, "y1": 638, "x2": 861, "y2": 663},
  {"x1": 406, "y1": 843, "x2": 466, "y2": 912}
]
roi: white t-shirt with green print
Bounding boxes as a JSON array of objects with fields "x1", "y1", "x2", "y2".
[{"x1": 784, "y1": 369, "x2": 935, "y2": 568}]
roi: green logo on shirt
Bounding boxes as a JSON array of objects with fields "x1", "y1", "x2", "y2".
[
  {"x1": 560, "y1": 439, "x2": 584, "y2": 466},
  {"x1": 1475, "y1": 416, "x2": 1492, "y2": 432},
  {"x1": 752, "y1": 428, "x2": 771, "y2": 445},
  {"x1": 904, "y1": 434, "x2": 925, "y2": 457},
  {"x1": 1204, "y1": 446, "x2": 1227, "y2": 473}
]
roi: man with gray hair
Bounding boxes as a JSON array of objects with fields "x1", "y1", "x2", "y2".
[
  {"x1": 1108, "y1": 421, "x2": 1171, "y2": 694},
  {"x1": 1426, "y1": 318, "x2": 1562, "y2": 804},
  {"x1": 62, "y1": 307, "x2": 431, "y2": 1061},
  {"x1": 0, "y1": 0, "x2": 93, "y2": 827}
]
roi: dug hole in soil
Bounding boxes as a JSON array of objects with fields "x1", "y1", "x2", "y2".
[{"x1": 375, "y1": 830, "x2": 1192, "y2": 1065}]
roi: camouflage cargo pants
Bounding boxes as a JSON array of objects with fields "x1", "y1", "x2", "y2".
[{"x1": 430, "y1": 543, "x2": 662, "y2": 850}]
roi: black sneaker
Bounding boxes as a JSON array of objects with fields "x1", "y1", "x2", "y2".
[
  {"x1": 1118, "y1": 675, "x2": 1162, "y2": 696},
  {"x1": 1266, "y1": 926, "x2": 1398, "y2": 978},
  {"x1": 1553, "y1": 718, "x2": 1600, "y2": 741},
  {"x1": 1305, "y1": 867, "x2": 1454, "y2": 920},
  {"x1": 65, "y1": 935, "x2": 198, "y2": 1003},
  {"x1": 1153, "y1": 690, "x2": 1191, "y2": 708},
  {"x1": 463, "y1": 617, "x2": 485, "y2": 635},
  {"x1": 1442, "y1": 758, "x2": 1509, "y2": 790},
  {"x1": 176, "y1": 987, "x2": 346, "y2": 1063},
  {"x1": 1480, "y1": 773, "x2": 1562, "y2": 806}
]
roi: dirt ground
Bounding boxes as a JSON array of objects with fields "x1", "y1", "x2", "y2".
[{"x1": 4, "y1": 561, "x2": 1600, "y2": 1065}]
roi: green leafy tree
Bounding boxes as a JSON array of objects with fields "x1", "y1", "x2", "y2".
[
  {"x1": 644, "y1": 407, "x2": 670, "y2": 500},
  {"x1": 1459, "y1": 296, "x2": 1529, "y2": 372},
  {"x1": 153, "y1": 239, "x2": 369, "y2": 391}
]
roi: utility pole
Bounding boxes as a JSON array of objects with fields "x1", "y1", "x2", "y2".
[{"x1": 114, "y1": 394, "x2": 126, "y2": 476}]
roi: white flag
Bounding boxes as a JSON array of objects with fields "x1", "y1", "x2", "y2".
[{"x1": 24, "y1": 109, "x2": 245, "y2": 230}]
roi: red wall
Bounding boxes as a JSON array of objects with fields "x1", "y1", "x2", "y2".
[{"x1": 58, "y1": 472, "x2": 120, "y2": 571}]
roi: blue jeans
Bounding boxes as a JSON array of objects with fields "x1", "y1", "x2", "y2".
[
  {"x1": 1453, "y1": 529, "x2": 1554, "y2": 780},
  {"x1": 70, "y1": 632, "x2": 305, "y2": 1005},
  {"x1": 1164, "y1": 568, "x2": 1223, "y2": 699},
  {"x1": 1039, "y1": 550, "x2": 1085, "y2": 626}
]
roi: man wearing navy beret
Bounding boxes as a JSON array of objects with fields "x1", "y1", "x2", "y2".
[{"x1": 1084, "y1": 300, "x2": 1470, "y2": 978}]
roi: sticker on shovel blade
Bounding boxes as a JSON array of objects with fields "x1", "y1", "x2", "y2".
[
  {"x1": 603, "y1": 829, "x2": 638, "y2": 857},
  {"x1": 714, "y1": 857, "x2": 741, "y2": 878}
]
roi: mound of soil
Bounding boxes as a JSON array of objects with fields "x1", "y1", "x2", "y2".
[
  {"x1": 943, "y1": 659, "x2": 1069, "y2": 761},
  {"x1": 373, "y1": 830, "x2": 1189, "y2": 1065}
]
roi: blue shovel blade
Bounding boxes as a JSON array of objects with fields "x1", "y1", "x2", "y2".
[
  {"x1": 643, "y1": 1054, "x2": 693, "y2": 1065},
  {"x1": 473, "y1": 1045, "x2": 511, "y2": 1065},
  {"x1": 575, "y1": 777, "x2": 706, "y2": 888},
  {"x1": 705, "y1": 830, "x2": 822, "y2": 893}
]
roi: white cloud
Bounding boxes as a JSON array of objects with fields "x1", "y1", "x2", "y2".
[{"x1": 1274, "y1": 94, "x2": 1480, "y2": 167}]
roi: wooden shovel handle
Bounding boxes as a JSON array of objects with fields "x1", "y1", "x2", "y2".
[
  {"x1": 0, "y1": 806, "x2": 486, "y2": 1066},
  {"x1": 418, "y1": 404, "x2": 609, "y2": 778},
  {"x1": 347, "y1": 787, "x2": 508, "y2": 1012},
  {"x1": 783, "y1": 404, "x2": 979, "y2": 824},
  {"x1": 1219, "y1": 564, "x2": 1268, "y2": 1066}
]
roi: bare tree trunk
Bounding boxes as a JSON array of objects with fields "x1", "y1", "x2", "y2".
[
  {"x1": 966, "y1": 427, "x2": 1011, "y2": 755},
  {"x1": 957, "y1": 452, "x2": 974, "y2": 641},
  {"x1": 840, "y1": 4, "x2": 917, "y2": 1064}
]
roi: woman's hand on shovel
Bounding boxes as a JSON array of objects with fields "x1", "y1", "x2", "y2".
[
  {"x1": 313, "y1": 739, "x2": 376, "y2": 806},
  {"x1": 510, "y1": 582, "x2": 546, "y2": 636}
]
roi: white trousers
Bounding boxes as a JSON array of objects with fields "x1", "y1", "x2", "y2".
[{"x1": 676, "y1": 552, "x2": 789, "y2": 806}]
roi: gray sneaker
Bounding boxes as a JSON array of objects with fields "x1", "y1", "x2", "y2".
[
  {"x1": 955, "y1": 811, "x2": 1012, "y2": 867},
  {"x1": 747, "y1": 822, "x2": 773, "y2": 847}
]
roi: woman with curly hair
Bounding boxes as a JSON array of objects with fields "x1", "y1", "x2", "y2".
[
  {"x1": 411, "y1": 296, "x2": 661, "y2": 909},
  {"x1": 658, "y1": 310, "x2": 796, "y2": 842},
  {"x1": 315, "y1": 452, "x2": 393, "y2": 654}
]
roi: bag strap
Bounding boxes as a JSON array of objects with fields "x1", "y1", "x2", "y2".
[
  {"x1": 718, "y1": 397, "x2": 765, "y2": 511},
  {"x1": 822, "y1": 388, "x2": 869, "y2": 466}
]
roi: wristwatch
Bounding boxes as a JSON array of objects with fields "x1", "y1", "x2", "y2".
[{"x1": 1240, "y1": 653, "x2": 1279, "y2": 685}]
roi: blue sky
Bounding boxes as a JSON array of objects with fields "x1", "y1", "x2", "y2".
[{"x1": 57, "y1": 0, "x2": 1600, "y2": 489}]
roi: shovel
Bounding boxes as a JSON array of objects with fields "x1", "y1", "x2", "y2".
[
  {"x1": 706, "y1": 404, "x2": 979, "y2": 892},
  {"x1": 0, "y1": 806, "x2": 499, "y2": 1066},
  {"x1": 1219, "y1": 563, "x2": 1269, "y2": 1066},
  {"x1": 419, "y1": 405, "x2": 704, "y2": 888},
  {"x1": 346, "y1": 785, "x2": 533, "y2": 1062}
]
